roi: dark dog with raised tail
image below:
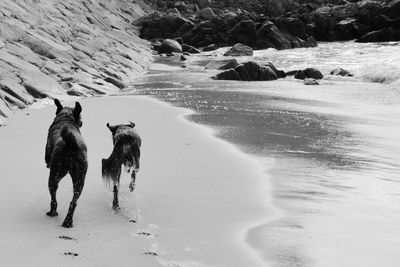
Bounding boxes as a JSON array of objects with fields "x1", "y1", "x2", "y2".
[
  {"x1": 102, "y1": 122, "x2": 141, "y2": 210},
  {"x1": 45, "y1": 99, "x2": 88, "y2": 228}
]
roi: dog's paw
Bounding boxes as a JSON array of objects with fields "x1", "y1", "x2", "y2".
[
  {"x1": 61, "y1": 220, "x2": 73, "y2": 228},
  {"x1": 129, "y1": 182, "x2": 135, "y2": 192},
  {"x1": 46, "y1": 210, "x2": 58, "y2": 217},
  {"x1": 112, "y1": 205, "x2": 121, "y2": 212}
]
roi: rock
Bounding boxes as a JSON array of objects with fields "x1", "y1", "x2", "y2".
[
  {"x1": 138, "y1": 13, "x2": 192, "y2": 40},
  {"x1": 196, "y1": 0, "x2": 211, "y2": 10},
  {"x1": 385, "y1": 0, "x2": 400, "y2": 19},
  {"x1": 104, "y1": 77, "x2": 126, "y2": 89},
  {"x1": 275, "y1": 17, "x2": 307, "y2": 40},
  {"x1": 259, "y1": 66, "x2": 278, "y2": 81},
  {"x1": 203, "y1": 44, "x2": 218, "y2": 52},
  {"x1": 218, "y1": 59, "x2": 239, "y2": 70},
  {"x1": 174, "y1": 37, "x2": 184, "y2": 44},
  {"x1": 242, "y1": 61, "x2": 262, "y2": 81},
  {"x1": 265, "y1": 62, "x2": 286, "y2": 78},
  {"x1": 180, "y1": 55, "x2": 187, "y2": 61},
  {"x1": 205, "y1": 59, "x2": 237, "y2": 69},
  {"x1": 213, "y1": 61, "x2": 282, "y2": 81},
  {"x1": 214, "y1": 68, "x2": 242, "y2": 81},
  {"x1": 294, "y1": 70, "x2": 307, "y2": 80},
  {"x1": 158, "y1": 39, "x2": 183, "y2": 54},
  {"x1": 227, "y1": 20, "x2": 257, "y2": 46},
  {"x1": 330, "y1": 68, "x2": 353, "y2": 77},
  {"x1": 333, "y1": 19, "x2": 362, "y2": 40},
  {"x1": 304, "y1": 78, "x2": 319, "y2": 85},
  {"x1": 234, "y1": 64, "x2": 252, "y2": 81},
  {"x1": 182, "y1": 44, "x2": 200, "y2": 54},
  {"x1": 357, "y1": 27, "x2": 400, "y2": 42},
  {"x1": 0, "y1": 0, "x2": 153, "y2": 122},
  {"x1": 223, "y1": 43, "x2": 253, "y2": 56},
  {"x1": 294, "y1": 68, "x2": 324, "y2": 80},
  {"x1": 285, "y1": 70, "x2": 298, "y2": 76},
  {"x1": 255, "y1": 21, "x2": 292, "y2": 50},
  {"x1": 304, "y1": 68, "x2": 324, "y2": 79},
  {"x1": 197, "y1": 7, "x2": 215, "y2": 20}
]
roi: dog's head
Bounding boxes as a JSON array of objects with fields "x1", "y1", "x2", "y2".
[
  {"x1": 54, "y1": 99, "x2": 83, "y2": 127},
  {"x1": 106, "y1": 121, "x2": 135, "y2": 137}
]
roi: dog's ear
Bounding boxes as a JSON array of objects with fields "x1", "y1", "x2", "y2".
[
  {"x1": 106, "y1": 123, "x2": 117, "y2": 133},
  {"x1": 129, "y1": 121, "x2": 136, "y2": 128},
  {"x1": 74, "y1": 102, "x2": 82, "y2": 115},
  {"x1": 54, "y1": 99, "x2": 63, "y2": 114}
]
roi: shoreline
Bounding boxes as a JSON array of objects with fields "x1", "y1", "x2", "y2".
[{"x1": 0, "y1": 94, "x2": 276, "y2": 266}]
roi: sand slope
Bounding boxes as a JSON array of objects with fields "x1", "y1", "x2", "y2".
[{"x1": 0, "y1": 96, "x2": 270, "y2": 267}]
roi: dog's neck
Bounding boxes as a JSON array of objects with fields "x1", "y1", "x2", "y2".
[{"x1": 51, "y1": 113, "x2": 80, "y2": 128}]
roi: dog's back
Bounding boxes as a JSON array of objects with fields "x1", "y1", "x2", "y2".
[
  {"x1": 46, "y1": 112, "x2": 87, "y2": 169},
  {"x1": 102, "y1": 123, "x2": 141, "y2": 184}
]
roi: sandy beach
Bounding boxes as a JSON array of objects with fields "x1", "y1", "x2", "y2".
[{"x1": 0, "y1": 95, "x2": 272, "y2": 267}]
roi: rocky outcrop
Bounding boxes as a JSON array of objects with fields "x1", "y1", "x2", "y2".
[
  {"x1": 137, "y1": 6, "x2": 317, "y2": 51},
  {"x1": 0, "y1": 0, "x2": 153, "y2": 123},
  {"x1": 213, "y1": 61, "x2": 285, "y2": 81}
]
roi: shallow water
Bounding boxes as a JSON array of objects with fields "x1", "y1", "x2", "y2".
[{"x1": 131, "y1": 42, "x2": 400, "y2": 266}]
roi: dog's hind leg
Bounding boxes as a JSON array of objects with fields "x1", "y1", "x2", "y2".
[
  {"x1": 112, "y1": 166, "x2": 122, "y2": 211},
  {"x1": 62, "y1": 162, "x2": 87, "y2": 228},
  {"x1": 129, "y1": 171, "x2": 136, "y2": 192},
  {"x1": 112, "y1": 183, "x2": 120, "y2": 211},
  {"x1": 46, "y1": 167, "x2": 67, "y2": 217}
]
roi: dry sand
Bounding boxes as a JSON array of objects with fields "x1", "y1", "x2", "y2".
[{"x1": 0, "y1": 95, "x2": 272, "y2": 267}]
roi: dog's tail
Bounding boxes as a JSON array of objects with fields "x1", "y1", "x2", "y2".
[{"x1": 60, "y1": 126, "x2": 79, "y2": 151}]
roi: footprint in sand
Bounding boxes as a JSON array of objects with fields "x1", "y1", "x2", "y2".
[
  {"x1": 144, "y1": 251, "x2": 158, "y2": 256},
  {"x1": 136, "y1": 231, "x2": 158, "y2": 238},
  {"x1": 63, "y1": 252, "x2": 79, "y2": 257},
  {"x1": 59, "y1": 235, "x2": 77, "y2": 241}
]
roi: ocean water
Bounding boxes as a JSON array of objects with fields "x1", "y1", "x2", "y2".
[{"x1": 131, "y1": 42, "x2": 400, "y2": 266}]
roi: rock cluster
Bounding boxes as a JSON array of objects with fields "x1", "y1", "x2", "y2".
[
  {"x1": 213, "y1": 61, "x2": 286, "y2": 81},
  {"x1": 136, "y1": 6, "x2": 317, "y2": 52},
  {"x1": 139, "y1": 0, "x2": 400, "y2": 53},
  {"x1": 0, "y1": 0, "x2": 153, "y2": 123}
]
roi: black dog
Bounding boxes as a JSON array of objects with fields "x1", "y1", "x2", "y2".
[
  {"x1": 102, "y1": 122, "x2": 141, "y2": 210},
  {"x1": 45, "y1": 99, "x2": 88, "y2": 228}
]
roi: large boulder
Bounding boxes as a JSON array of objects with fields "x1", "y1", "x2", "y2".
[
  {"x1": 227, "y1": 19, "x2": 257, "y2": 46},
  {"x1": 158, "y1": 39, "x2": 183, "y2": 54},
  {"x1": 275, "y1": 17, "x2": 307, "y2": 40},
  {"x1": 223, "y1": 43, "x2": 253, "y2": 56},
  {"x1": 255, "y1": 21, "x2": 292, "y2": 50}
]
